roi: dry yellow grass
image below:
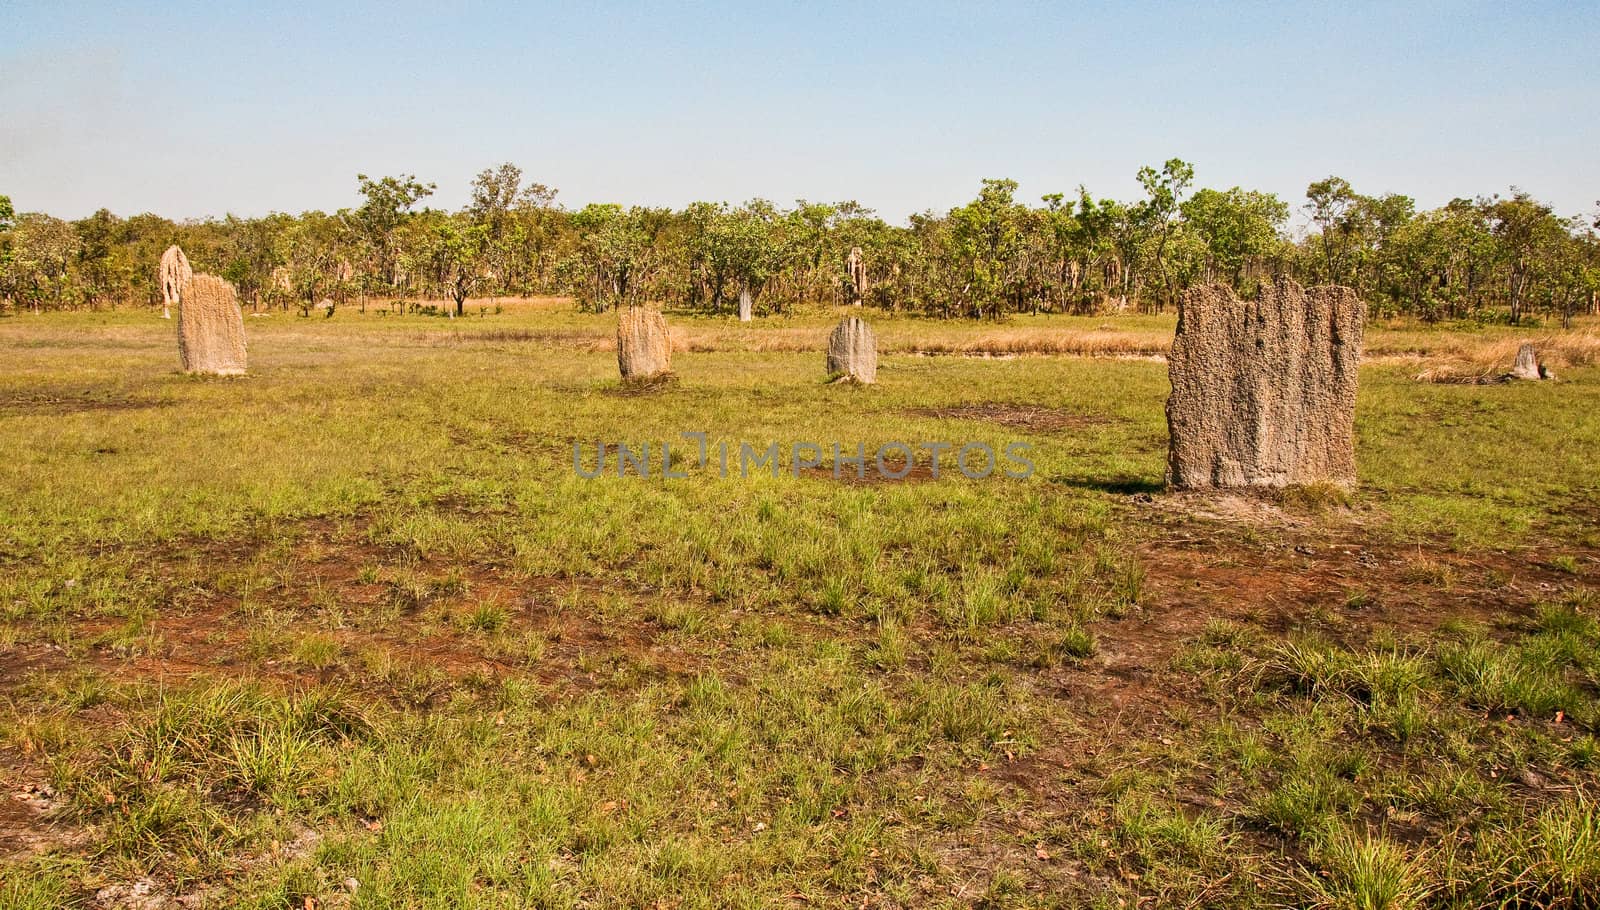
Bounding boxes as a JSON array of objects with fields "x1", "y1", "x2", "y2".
[
  {"x1": 679, "y1": 321, "x2": 1172, "y2": 357},
  {"x1": 1400, "y1": 332, "x2": 1600, "y2": 382},
  {"x1": 281, "y1": 297, "x2": 1600, "y2": 375}
]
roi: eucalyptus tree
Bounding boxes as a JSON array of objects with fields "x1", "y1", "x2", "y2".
[
  {"x1": 1179, "y1": 187, "x2": 1288, "y2": 289},
  {"x1": 1304, "y1": 176, "x2": 1367, "y2": 286},
  {"x1": 1134, "y1": 158, "x2": 1194, "y2": 312},
  {"x1": 1070, "y1": 190, "x2": 1120, "y2": 312},
  {"x1": 904, "y1": 210, "x2": 961, "y2": 317},
  {"x1": 947, "y1": 178, "x2": 1028, "y2": 318},
  {"x1": 510, "y1": 182, "x2": 562, "y2": 293},
  {"x1": 468, "y1": 162, "x2": 561, "y2": 293},
  {"x1": 0, "y1": 196, "x2": 13, "y2": 310},
  {"x1": 72, "y1": 209, "x2": 125, "y2": 307},
  {"x1": 1382, "y1": 203, "x2": 1482, "y2": 319},
  {"x1": 1548, "y1": 224, "x2": 1599, "y2": 327},
  {"x1": 785, "y1": 200, "x2": 839, "y2": 304},
  {"x1": 566, "y1": 204, "x2": 665, "y2": 310},
  {"x1": 1357, "y1": 193, "x2": 1417, "y2": 305},
  {"x1": 350, "y1": 173, "x2": 434, "y2": 298},
  {"x1": 4, "y1": 213, "x2": 78, "y2": 311},
  {"x1": 277, "y1": 210, "x2": 356, "y2": 314},
  {"x1": 1039, "y1": 191, "x2": 1130, "y2": 312},
  {"x1": 204, "y1": 213, "x2": 289, "y2": 310},
  {"x1": 723, "y1": 200, "x2": 791, "y2": 320},
  {"x1": 681, "y1": 201, "x2": 731, "y2": 311},
  {"x1": 1102, "y1": 198, "x2": 1144, "y2": 311},
  {"x1": 1483, "y1": 189, "x2": 1565, "y2": 323}
]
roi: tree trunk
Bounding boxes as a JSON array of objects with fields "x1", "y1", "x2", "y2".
[{"x1": 738, "y1": 285, "x2": 753, "y2": 322}]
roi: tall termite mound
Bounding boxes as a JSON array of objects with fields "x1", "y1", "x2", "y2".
[
  {"x1": 1166, "y1": 277, "x2": 1363, "y2": 489},
  {"x1": 159, "y1": 245, "x2": 192, "y2": 320},
  {"x1": 846, "y1": 247, "x2": 867, "y2": 305},
  {"x1": 617, "y1": 306, "x2": 672, "y2": 381},
  {"x1": 177, "y1": 274, "x2": 249, "y2": 376},
  {"x1": 826, "y1": 316, "x2": 877, "y2": 384}
]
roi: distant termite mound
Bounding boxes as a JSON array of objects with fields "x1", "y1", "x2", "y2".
[
  {"x1": 1510, "y1": 343, "x2": 1554, "y2": 380},
  {"x1": 1166, "y1": 277, "x2": 1363, "y2": 489},
  {"x1": 617, "y1": 305, "x2": 672, "y2": 381},
  {"x1": 826, "y1": 316, "x2": 878, "y2": 384},
  {"x1": 846, "y1": 247, "x2": 866, "y2": 305},
  {"x1": 177, "y1": 274, "x2": 249, "y2": 376},
  {"x1": 159, "y1": 245, "x2": 192, "y2": 320}
]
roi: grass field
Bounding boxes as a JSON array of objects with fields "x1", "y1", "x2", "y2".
[{"x1": 1, "y1": 302, "x2": 1598, "y2": 909}]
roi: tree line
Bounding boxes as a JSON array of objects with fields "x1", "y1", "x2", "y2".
[{"x1": 2, "y1": 160, "x2": 1596, "y2": 324}]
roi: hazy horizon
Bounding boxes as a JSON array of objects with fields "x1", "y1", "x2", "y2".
[{"x1": 4, "y1": 0, "x2": 1597, "y2": 226}]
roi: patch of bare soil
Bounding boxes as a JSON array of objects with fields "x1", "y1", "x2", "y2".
[
  {"x1": 0, "y1": 512, "x2": 717, "y2": 712},
  {"x1": 0, "y1": 390, "x2": 169, "y2": 416},
  {"x1": 1061, "y1": 497, "x2": 1596, "y2": 725},
  {"x1": 1146, "y1": 490, "x2": 1362, "y2": 531},
  {"x1": 904, "y1": 403, "x2": 1113, "y2": 433},
  {"x1": 0, "y1": 754, "x2": 81, "y2": 863}
]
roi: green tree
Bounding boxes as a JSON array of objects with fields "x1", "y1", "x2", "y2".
[
  {"x1": 723, "y1": 201, "x2": 791, "y2": 319},
  {"x1": 4, "y1": 213, "x2": 78, "y2": 312},
  {"x1": 350, "y1": 173, "x2": 434, "y2": 299},
  {"x1": 1135, "y1": 158, "x2": 1195, "y2": 311},
  {"x1": 947, "y1": 178, "x2": 1027, "y2": 318},
  {"x1": 276, "y1": 210, "x2": 354, "y2": 315},
  {"x1": 418, "y1": 213, "x2": 490, "y2": 316},
  {"x1": 1383, "y1": 201, "x2": 1490, "y2": 319},
  {"x1": 468, "y1": 162, "x2": 558, "y2": 294},
  {"x1": 1304, "y1": 176, "x2": 1367, "y2": 285},
  {"x1": 73, "y1": 209, "x2": 126, "y2": 307},
  {"x1": 1482, "y1": 189, "x2": 1565, "y2": 323},
  {"x1": 1180, "y1": 187, "x2": 1288, "y2": 289},
  {"x1": 565, "y1": 205, "x2": 663, "y2": 311}
]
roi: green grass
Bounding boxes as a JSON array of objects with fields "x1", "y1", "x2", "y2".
[{"x1": 0, "y1": 305, "x2": 1597, "y2": 907}]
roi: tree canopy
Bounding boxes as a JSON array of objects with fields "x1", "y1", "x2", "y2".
[{"x1": 2, "y1": 164, "x2": 1595, "y2": 324}]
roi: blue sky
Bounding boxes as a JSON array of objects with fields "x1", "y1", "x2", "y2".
[{"x1": 2, "y1": 1, "x2": 1596, "y2": 228}]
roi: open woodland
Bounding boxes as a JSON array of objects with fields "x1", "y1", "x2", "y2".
[
  {"x1": 3, "y1": 142, "x2": 1600, "y2": 910},
  {"x1": 0, "y1": 287, "x2": 1597, "y2": 907},
  {"x1": 2, "y1": 162, "x2": 1598, "y2": 325}
]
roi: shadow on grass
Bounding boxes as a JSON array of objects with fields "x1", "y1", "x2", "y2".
[
  {"x1": 1052, "y1": 474, "x2": 1165, "y2": 496},
  {"x1": 607, "y1": 373, "x2": 680, "y2": 396}
]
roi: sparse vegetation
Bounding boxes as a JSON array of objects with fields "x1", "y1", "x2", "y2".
[{"x1": 0, "y1": 305, "x2": 1596, "y2": 907}]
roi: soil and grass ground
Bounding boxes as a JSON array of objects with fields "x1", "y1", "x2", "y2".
[{"x1": 1, "y1": 301, "x2": 1598, "y2": 909}]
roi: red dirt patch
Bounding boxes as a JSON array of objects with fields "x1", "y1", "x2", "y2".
[
  {"x1": 0, "y1": 513, "x2": 729, "y2": 709},
  {"x1": 0, "y1": 753, "x2": 80, "y2": 863},
  {"x1": 1054, "y1": 500, "x2": 1597, "y2": 725}
]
